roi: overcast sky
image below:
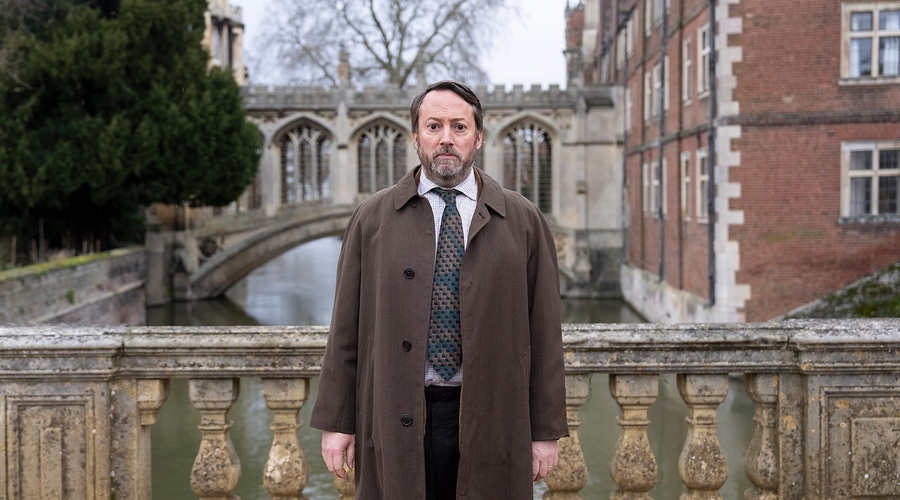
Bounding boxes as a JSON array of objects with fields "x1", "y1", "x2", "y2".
[{"x1": 230, "y1": 0, "x2": 570, "y2": 89}]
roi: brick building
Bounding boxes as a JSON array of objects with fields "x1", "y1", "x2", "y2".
[{"x1": 576, "y1": 0, "x2": 900, "y2": 321}]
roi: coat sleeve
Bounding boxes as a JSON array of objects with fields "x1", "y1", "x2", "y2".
[
  {"x1": 309, "y1": 207, "x2": 364, "y2": 435},
  {"x1": 527, "y1": 207, "x2": 569, "y2": 442}
]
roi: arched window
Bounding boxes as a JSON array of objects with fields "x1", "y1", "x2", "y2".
[
  {"x1": 278, "y1": 123, "x2": 332, "y2": 204},
  {"x1": 503, "y1": 122, "x2": 553, "y2": 213},
  {"x1": 358, "y1": 123, "x2": 408, "y2": 194}
]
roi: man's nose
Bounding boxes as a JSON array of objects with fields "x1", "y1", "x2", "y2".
[{"x1": 439, "y1": 126, "x2": 454, "y2": 145}]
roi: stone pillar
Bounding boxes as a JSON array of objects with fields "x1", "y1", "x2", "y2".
[
  {"x1": 261, "y1": 138, "x2": 280, "y2": 217},
  {"x1": 261, "y1": 378, "x2": 310, "y2": 499},
  {"x1": 545, "y1": 373, "x2": 590, "y2": 499},
  {"x1": 137, "y1": 379, "x2": 169, "y2": 499},
  {"x1": 609, "y1": 374, "x2": 659, "y2": 500},
  {"x1": 677, "y1": 374, "x2": 729, "y2": 500},
  {"x1": 743, "y1": 374, "x2": 779, "y2": 500},
  {"x1": 189, "y1": 378, "x2": 242, "y2": 500}
]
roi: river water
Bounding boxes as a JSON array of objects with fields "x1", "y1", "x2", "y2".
[{"x1": 147, "y1": 237, "x2": 754, "y2": 499}]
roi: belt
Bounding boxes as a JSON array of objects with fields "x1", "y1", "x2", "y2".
[{"x1": 425, "y1": 385, "x2": 461, "y2": 402}]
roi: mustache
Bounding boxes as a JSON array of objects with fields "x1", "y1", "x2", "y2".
[{"x1": 432, "y1": 146, "x2": 461, "y2": 160}]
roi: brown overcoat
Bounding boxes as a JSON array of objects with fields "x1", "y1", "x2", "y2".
[{"x1": 310, "y1": 167, "x2": 568, "y2": 499}]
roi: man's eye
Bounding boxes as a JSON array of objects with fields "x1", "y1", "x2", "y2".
[
  {"x1": 455, "y1": 125, "x2": 466, "y2": 131},
  {"x1": 428, "y1": 124, "x2": 439, "y2": 130}
]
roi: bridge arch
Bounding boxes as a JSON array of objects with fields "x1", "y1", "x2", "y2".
[{"x1": 189, "y1": 204, "x2": 355, "y2": 299}]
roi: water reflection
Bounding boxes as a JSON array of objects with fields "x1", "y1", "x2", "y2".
[{"x1": 148, "y1": 237, "x2": 752, "y2": 499}]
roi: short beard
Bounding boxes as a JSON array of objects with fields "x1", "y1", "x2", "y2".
[{"x1": 417, "y1": 144, "x2": 477, "y2": 187}]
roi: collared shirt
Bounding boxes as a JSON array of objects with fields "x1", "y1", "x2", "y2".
[{"x1": 418, "y1": 167, "x2": 478, "y2": 387}]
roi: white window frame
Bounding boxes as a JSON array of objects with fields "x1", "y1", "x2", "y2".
[
  {"x1": 646, "y1": 0, "x2": 671, "y2": 33},
  {"x1": 644, "y1": 72, "x2": 652, "y2": 121},
  {"x1": 643, "y1": 162, "x2": 651, "y2": 214},
  {"x1": 697, "y1": 148, "x2": 710, "y2": 222},
  {"x1": 625, "y1": 87, "x2": 633, "y2": 131},
  {"x1": 627, "y1": 16, "x2": 635, "y2": 56},
  {"x1": 698, "y1": 24, "x2": 711, "y2": 96},
  {"x1": 841, "y1": 140, "x2": 900, "y2": 217},
  {"x1": 681, "y1": 151, "x2": 692, "y2": 219},
  {"x1": 649, "y1": 158, "x2": 667, "y2": 216},
  {"x1": 664, "y1": 55, "x2": 670, "y2": 111},
  {"x1": 652, "y1": 63, "x2": 662, "y2": 117},
  {"x1": 683, "y1": 37, "x2": 693, "y2": 102},
  {"x1": 617, "y1": 31, "x2": 626, "y2": 68},
  {"x1": 841, "y1": 2, "x2": 900, "y2": 81}
]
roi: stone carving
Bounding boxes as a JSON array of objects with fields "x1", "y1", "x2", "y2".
[
  {"x1": 677, "y1": 374, "x2": 729, "y2": 500},
  {"x1": 6, "y1": 393, "x2": 98, "y2": 499},
  {"x1": 261, "y1": 378, "x2": 310, "y2": 499},
  {"x1": 189, "y1": 378, "x2": 242, "y2": 500},
  {"x1": 545, "y1": 373, "x2": 590, "y2": 499},
  {"x1": 822, "y1": 387, "x2": 900, "y2": 497},
  {"x1": 609, "y1": 374, "x2": 659, "y2": 499},
  {"x1": 744, "y1": 374, "x2": 778, "y2": 500}
]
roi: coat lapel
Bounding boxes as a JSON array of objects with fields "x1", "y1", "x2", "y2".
[{"x1": 468, "y1": 168, "x2": 506, "y2": 244}]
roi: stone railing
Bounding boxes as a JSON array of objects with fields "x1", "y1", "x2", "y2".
[{"x1": 1, "y1": 319, "x2": 898, "y2": 499}]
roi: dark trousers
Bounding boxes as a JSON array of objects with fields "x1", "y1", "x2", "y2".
[{"x1": 424, "y1": 385, "x2": 461, "y2": 500}]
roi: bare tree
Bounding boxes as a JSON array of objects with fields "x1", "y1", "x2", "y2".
[
  {"x1": 253, "y1": 0, "x2": 515, "y2": 87},
  {"x1": 0, "y1": 0, "x2": 47, "y2": 91}
]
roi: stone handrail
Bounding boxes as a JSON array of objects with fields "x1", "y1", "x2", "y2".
[{"x1": 1, "y1": 319, "x2": 898, "y2": 499}]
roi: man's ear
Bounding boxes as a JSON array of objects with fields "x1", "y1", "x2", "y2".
[
  {"x1": 476, "y1": 131, "x2": 483, "y2": 150},
  {"x1": 412, "y1": 131, "x2": 418, "y2": 146}
]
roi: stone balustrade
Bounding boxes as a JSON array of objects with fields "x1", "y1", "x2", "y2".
[{"x1": 1, "y1": 319, "x2": 899, "y2": 499}]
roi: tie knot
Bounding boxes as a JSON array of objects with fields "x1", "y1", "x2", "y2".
[{"x1": 432, "y1": 187, "x2": 461, "y2": 206}]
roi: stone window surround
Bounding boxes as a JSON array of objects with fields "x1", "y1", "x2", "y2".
[
  {"x1": 840, "y1": 1, "x2": 900, "y2": 83},
  {"x1": 698, "y1": 24, "x2": 711, "y2": 97},
  {"x1": 696, "y1": 148, "x2": 710, "y2": 223},
  {"x1": 681, "y1": 151, "x2": 692, "y2": 220},
  {"x1": 840, "y1": 140, "x2": 900, "y2": 220}
]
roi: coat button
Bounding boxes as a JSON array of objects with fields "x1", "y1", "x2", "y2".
[
  {"x1": 411, "y1": 201, "x2": 418, "y2": 208},
  {"x1": 403, "y1": 268, "x2": 415, "y2": 279},
  {"x1": 402, "y1": 340, "x2": 411, "y2": 352},
  {"x1": 400, "y1": 413, "x2": 413, "y2": 426}
]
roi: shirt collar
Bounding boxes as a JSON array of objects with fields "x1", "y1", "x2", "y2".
[{"x1": 417, "y1": 167, "x2": 478, "y2": 202}]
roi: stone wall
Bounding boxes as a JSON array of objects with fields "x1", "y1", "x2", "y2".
[{"x1": 0, "y1": 247, "x2": 147, "y2": 325}]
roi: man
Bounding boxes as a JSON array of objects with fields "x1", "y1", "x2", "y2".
[{"x1": 310, "y1": 80, "x2": 567, "y2": 499}]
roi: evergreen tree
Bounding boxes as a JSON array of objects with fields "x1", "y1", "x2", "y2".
[{"x1": 0, "y1": 0, "x2": 260, "y2": 253}]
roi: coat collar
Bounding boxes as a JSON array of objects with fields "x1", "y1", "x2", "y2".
[{"x1": 393, "y1": 166, "x2": 507, "y2": 219}]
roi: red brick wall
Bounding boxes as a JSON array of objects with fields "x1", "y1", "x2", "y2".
[
  {"x1": 623, "y1": 0, "x2": 900, "y2": 321},
  {"x1": 732, "y1": 123, "x2": 900, "y2": 321}
]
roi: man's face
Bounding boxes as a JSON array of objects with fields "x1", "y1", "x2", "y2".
[{"x1": 413, "y1": 90, "x2": 483, "y2": 188}]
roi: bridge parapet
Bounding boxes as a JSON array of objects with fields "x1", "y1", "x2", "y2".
[
  {"x1": 242, "y1": 83, "x2": 614, "y2": 111},
  {"x1": 1, "y1": 319, "x2": 899, "y2": 499}
]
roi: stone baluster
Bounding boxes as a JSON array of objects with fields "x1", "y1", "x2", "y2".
[
  {"x1": 136, "y1": 379, "x2": 170, "y2": 499},
  {"x1": 677, "y1": 374, "x2": 729, "y2": 500},
  {"x1": 261, "y1": 378, "x2": 310, "y2": 499},
  {"x1": 609, "y1": 374, "x2": 659, "y2": 500},
  {"x1": 189, "y1": 378, "x2": 242, "y2": 500},
  {"x1": 137, "y1": 379, "x2": 170, "y2": 426},
  {"x1": 743, "y1": 374, "x2": 779, "y2": 500},
  {"x1": 334, "y1": 468, "x2": 355, "y2": 500},
  {"x1": 545, "y1": 373, "x2": 590, "y2": 499}
]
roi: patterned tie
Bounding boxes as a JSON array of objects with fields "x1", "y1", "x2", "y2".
[{"x1": 428, "y1": 188, "x2": 465, "y2": 381}]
